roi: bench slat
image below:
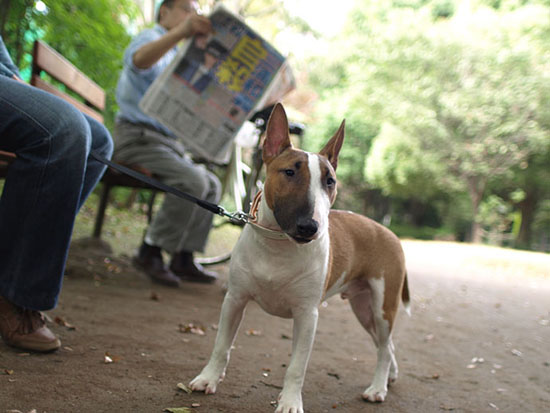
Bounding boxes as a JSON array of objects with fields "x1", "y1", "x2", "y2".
[
  {"x1": 0, "y1": 150, "x2": 17, "y2": 162},
  {"x1": 32, "y1": 41, "x2": 105, "y2": 111},
  {"x1": 32, "y1": 76, "x2": 104, "y2": 124}
]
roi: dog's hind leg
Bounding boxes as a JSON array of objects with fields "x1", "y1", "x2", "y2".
[
  {"x1": 348, "y1": 277, "x2": 397, "y2": 403},
  {"x1": 190, "y1": 292, "x2": 249, "y2": 394}
]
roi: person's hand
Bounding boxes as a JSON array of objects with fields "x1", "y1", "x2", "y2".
[
  {"x1": 175, "y1": 14, "x2": 212, "y2": 40},
  {"x1": 12, "y1": 74, "x2": 25, "y2": 83}
]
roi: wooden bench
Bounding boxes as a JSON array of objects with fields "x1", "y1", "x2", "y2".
[{"x1": 0, "y1": 40, "x2": 160, "y2": 239}]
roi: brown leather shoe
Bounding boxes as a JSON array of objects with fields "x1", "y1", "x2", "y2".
[
  {"x1": 0, "y1": 297, "x2": 61, "y2": 352},
  {"x1": 133, "y1": 243, "x2": 181, "y2": 287},
  {"x1": 170, "y1": 251, "x2": 218, "y2": 284}
]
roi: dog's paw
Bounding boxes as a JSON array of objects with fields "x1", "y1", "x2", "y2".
[
  {"x1": 189, "y1": 369, "x2": 224, "y2": 395},
  {"x1": 275, "y1": 391, "x2": 303, "y2": 413},
  {"x1": 388, "y1": 370, "x2": 398, "y2": 386},
  {"x1": 362, "y1": 385, "x2": 387, "y2": 403}
]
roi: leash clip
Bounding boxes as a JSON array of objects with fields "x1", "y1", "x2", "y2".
[{"x1": 219, "y1": 207, "x2": 249, "y2": 226}]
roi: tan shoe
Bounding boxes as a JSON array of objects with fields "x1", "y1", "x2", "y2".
[{"x1": 0, "y1": 297, "x2": 61, "y2": 352}]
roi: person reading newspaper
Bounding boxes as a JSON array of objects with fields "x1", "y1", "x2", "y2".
[{"x1": 113, "y1": 0, "x2": 221, "y2": 287}]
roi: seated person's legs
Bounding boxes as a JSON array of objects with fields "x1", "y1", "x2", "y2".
[
  {"x1": 0, "y1": 76, "x2": 112, "y2": 352},
  {"x1": 113, "y1": 126, "x2": 221, "y2": 287},
  {"x1": 80, "y1": 114, "x2": 113, "y2": 208}
]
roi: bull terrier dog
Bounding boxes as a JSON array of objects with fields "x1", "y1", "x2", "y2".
[{"x1": 190, "y1": 103, "x2": 410, "y2": 412}]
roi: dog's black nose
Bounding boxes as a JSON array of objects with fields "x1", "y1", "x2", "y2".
[{"x1": 296, "y1": 218, "x2": 319, "y2": 238}]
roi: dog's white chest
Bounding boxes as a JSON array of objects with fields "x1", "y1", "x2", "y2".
[{"x1": 230, "y1": 228, "x2": 330, "y2": 318}]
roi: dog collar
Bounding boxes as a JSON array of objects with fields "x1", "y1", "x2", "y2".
[{"x1": 247, "y1": 192, "x2": 291, "y2": 241}]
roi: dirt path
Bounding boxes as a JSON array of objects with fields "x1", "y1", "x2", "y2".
[{"x1": 1, "y1": 240, "x2": 549, "y2": 413}]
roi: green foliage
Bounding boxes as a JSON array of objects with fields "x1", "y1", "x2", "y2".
[
  {"x1": 308, "y1": 0, "x2": 550, "y2": 246},
  {"x1": 1, "y1": 0, "x2": 38, "y2": 70},
  {"x1": 534, "y1": 200, "x2": 550, "y2": 230},
  {"x1": 2, "y1": 0, "x2": 140, "y2": 129},
  {"x1": 479, "y1": 195, "x2": 512, "y2": 232},
  {"x1": 36, "y1": 0, "x2": 139, "y2": 128},
  {"x1": 365, "y1": 122, "x2": 454, "y2": 200}
]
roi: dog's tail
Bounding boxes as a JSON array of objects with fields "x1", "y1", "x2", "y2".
[{"x1": 402, "y1": 272, "x2": 411, "y2": 316}]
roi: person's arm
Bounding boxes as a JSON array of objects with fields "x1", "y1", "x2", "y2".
[
  {"x1": 0, "y1": 35, "x2": 22, "y2": 80},
  {"x1": 133, "y1": 14, "x2": 212, "y2": 69}
]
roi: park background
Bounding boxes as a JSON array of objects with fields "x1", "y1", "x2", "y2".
[{"x1": 2, "y1": 0, "x2": 550, "y2": 251}]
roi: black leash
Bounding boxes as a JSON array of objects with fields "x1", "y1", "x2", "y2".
[{"x1": 90, "y1": 151, "x2": 248, "y2": 225}]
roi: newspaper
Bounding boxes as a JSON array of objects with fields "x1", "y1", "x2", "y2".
[{"x1": 139, "y1": 4, "x2": 294, "y2": 164}]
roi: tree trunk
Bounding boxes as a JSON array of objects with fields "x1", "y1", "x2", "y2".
[
  {"x1": 516, "y1": 189, "x2": 538, "y2": 249},
  {"x1": 467, "y1": 176, "x2": 486, "y2": 244},
  {"x1": 0, "y1": 0, "x2": 12, "y2": 40}
]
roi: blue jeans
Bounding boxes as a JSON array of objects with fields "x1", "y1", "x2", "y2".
[{"x1": 0, "y1": 75, "x2": 113, "y2": 311}]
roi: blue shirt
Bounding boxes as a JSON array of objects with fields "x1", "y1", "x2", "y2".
[
  {"x1": 0, "y1": 36, "x2": 20, "y2": 79},
  {"x1": 115, "y1": 25, "x2": 178, "y2": 135}
]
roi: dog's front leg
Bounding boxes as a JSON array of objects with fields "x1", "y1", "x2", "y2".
[
  {"x1": 190, "y1": 292, "x2": 248, "y2": 394},
  {"x1": 276, "y1": 307, "x2": 319, "y2": 413}
]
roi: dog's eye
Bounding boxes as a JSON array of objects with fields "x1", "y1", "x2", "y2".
[
  {"x1": 327, "y1": 177, "x2": 336, "y2": 186},
  {"x1": 285, "y1": 169, "x2": 295, "y2": 177}
]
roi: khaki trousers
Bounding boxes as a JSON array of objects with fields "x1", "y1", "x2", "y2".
[{"x1": 113, "y1": 120, "x2": 221, "y2": 253}]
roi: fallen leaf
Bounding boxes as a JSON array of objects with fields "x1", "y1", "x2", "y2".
[
  {"x1": 246, "y1": 329, "x2": 262, "y2": 336},
  {"x1": 163, "y1": 408, "x2": 192, "y2": 413},
  {"x1": 4, "y1": 369, "x2": 14, "y2": 375},
  {"x1": 431, "y1": 373, "x2": 440, "y2": 379},
  {"x1": 179, "y1": 323, "x2": 206, "y2": 336},
  {"x1": 439, "y1": 404, "x2": 455, "y2": 411},
  {"x1": 281, "y1": 334, "x2": 291, "y2": 340},
  {"x1": 176, "y1": 383, "x2": 192, "y2": 394},
  {"x1": 150, "y1": 292, "x2": 160, "y2": 301},
  {"x1": 191, "y1": 403, "x2": 200, "y2": 408},
  {"x1": 104, "y1": 351, "x2": 121, "y2": 364},
  {"x1": 327, "y1": 372, "x2": 340, "y2": 380},
  {"x1": 63, "y1": 346, "x2": 74, "y2": 352},
  {"x1": 55, "y1": 316, "x2": 76, "y2": 330}
]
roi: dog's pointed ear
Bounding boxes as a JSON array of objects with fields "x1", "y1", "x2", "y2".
[
  {"x1": 263, "y1": 103, "x2": 292, "y2": 163},
  {"x1": 319, "y1": 119, "x2": 345, "y2": 170}
]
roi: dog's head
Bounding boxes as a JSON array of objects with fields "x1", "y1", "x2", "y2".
[{"x1": 262, "y1": 103, "x2": 345, "y2": 244}]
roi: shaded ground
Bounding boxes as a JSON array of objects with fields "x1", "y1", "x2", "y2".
[{"x1": 1, "y1": 239, "x2": 549, "y2": 413}]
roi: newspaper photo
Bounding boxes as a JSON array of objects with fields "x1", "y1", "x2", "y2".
[{"x1": 139, "y1": 4, "x2": 294, "y2": 164}]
